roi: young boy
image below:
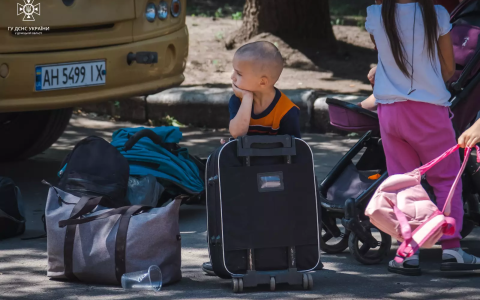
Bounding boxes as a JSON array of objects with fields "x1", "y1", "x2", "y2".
[
  {"x1": 228, "y1": 41, "x2": 301, "y2": 139},
  {"x1": 203, "y1": 41, "x2": 301, "y2": 276}
]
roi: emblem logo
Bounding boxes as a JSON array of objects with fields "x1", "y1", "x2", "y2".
[
  {"x1": 17, "y1": 0, "x2": 40, "y2": 22},
  {"x1": 463, "y1": 37, "x2": 469, "y2": 47}
]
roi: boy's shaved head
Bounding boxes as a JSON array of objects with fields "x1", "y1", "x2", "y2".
[{"x1": 234, "y1": 41, "x2": 284, "y2": 82}]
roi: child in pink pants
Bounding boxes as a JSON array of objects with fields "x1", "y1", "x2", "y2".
[{"x1": 364, "y1": 0, "x2": 480, "y2": 275}]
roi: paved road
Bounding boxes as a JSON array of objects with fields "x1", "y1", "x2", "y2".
[{"x1": 1, "y1": 115, "x2": 479, "y2": 300}]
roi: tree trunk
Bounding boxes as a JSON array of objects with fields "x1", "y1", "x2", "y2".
[{"x1": 227, "y1": 0, "x2": 336, "y2": 49}]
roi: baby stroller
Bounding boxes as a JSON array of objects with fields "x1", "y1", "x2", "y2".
[{"x1": 319, "y1": 0, "x2": 480, "y2": 265}]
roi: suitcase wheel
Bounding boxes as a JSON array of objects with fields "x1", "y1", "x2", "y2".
[
  {"x1": 303, "y1": 273, "x2": 313, "y2": 290},
  {"x1": 232, "y1": 278, "x2": 243, "y2": 293},
  {"x1": 270, "y1": 277, "x2": 276, "y2": 291}
]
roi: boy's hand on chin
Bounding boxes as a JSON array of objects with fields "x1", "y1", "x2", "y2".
[{"x1": 232, "y1": 83, "x2": 253, "y2": 99}]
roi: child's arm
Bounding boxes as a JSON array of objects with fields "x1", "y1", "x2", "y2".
[
  {"x1": 458, "y1": 119, "x2": 480, "y2": 148},
  {"x1": 229, "y1": 84, "x2": 254, "y2": 138},
  {"x1": 358, "y1": 94, "x2": 377, "y2": 111},
  {"x1": 368, "y1": 66, "x2": 377, "y2": 85},
  {"x1": 439, "y1": 33, "x2": 456, "y2": 82}
]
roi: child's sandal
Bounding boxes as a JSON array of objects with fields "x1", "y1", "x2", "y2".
[
  {"x1": 440, "y1": 249, "x2": 480, "y2": 271},
  {"x1": 387, "y1": 255, "x2": 422, "y2": 276}
]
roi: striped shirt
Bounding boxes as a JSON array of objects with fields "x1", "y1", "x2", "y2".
[{"x1": 229, "y1": 88, "x2": 301, "y2": 138}]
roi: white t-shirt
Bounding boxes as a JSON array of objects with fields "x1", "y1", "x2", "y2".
[{"x1": 365, "y1": 4, "x2": 453, "y2": 106}]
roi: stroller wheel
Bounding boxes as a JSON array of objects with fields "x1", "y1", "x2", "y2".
[
  {"x1": 348, "y1": 225, "x2": 391, "y2": 265},
  {"x1": 320, "y1": 216, "x2": 350, "y2": 254},
  {"x1": 320, "y1": 226, "x2": 350, "y2": 254}
]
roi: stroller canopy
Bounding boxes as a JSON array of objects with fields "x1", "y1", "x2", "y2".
[{"x1": 111, "y1": 127, "x2": 204, "y2": 194}]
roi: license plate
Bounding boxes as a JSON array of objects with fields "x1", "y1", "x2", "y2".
[{"x1": 35, "y1": 60, "x2": 106, "y2": 91}]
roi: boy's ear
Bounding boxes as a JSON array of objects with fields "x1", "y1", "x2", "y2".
[{"x1": 259, "y1": 76, "x2": 269, "y2": 87}]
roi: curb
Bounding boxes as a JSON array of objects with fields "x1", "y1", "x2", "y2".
[
  {"x1": 80, "y1": 88, "x2": 368, "y2": 134},
  {"x1": 81, "y1": 96, "x2": 146, "y2": 123},
  {"x1": 146, "y1": 87, "x2": 323, "y2": 130}
]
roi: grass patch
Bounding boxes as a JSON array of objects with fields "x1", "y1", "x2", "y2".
[{"x1": 329, "y1": 0, "x2": 372, "y2": 17}]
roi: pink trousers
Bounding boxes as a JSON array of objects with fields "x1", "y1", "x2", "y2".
[{"x1": 378, "y1": 101, "x2": 462, "y2": 249}]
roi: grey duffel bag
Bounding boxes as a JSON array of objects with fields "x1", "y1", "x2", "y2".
[{"x1": 45, "y1": 184, "x2": 183, "y2": 285}]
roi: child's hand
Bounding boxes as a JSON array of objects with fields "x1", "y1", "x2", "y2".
[
  {"x1": 368, "y1": 66, "x2": 377, "y2": 85},
  {"x1": 458, "y1": 121, "x2": 480, "y2": 148},
  {"x1": 232, "y1": 83, "x2": 253, "y2": 99},
  {"x1": 220, "y1": 138, "x2": 226, "y2": 145},
  {"x1": 358, "y1": 94, "x2": 377, "y2": 111}
]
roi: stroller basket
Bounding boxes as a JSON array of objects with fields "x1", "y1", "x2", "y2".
[{"x1": 326, "y1": 98, "x2": 380, "y2": 133}]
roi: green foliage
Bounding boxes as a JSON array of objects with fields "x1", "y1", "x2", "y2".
[
  {"x1": 215, "y1": 31, "x2": 224, "y2": 40},
  {"x1": 329, "y1": 0, "x2": 372, "y2": 17},
  {"x1": 153, "y1": 115, "x2": 185, "y2": 127},
  {"x1": 187, "y1": 3, "x2": 242, "y2": 19},
  {"x1": 214, "y1": 8, "x2": 223, "y2": 18},
  {"x1": 357, "y1": 19, "x2": 366, "y2": 30},
  {"x1": 223, "y1": 4, "x2": 234, "y2": 14},
  {"x1": 232, "y1": 11, "x2": 242, "y2": 20},
  {"x1": 187, "y1": 6, "x2": 210, "y2": 17}
]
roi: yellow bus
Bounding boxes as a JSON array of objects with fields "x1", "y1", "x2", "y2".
[{"x1": 0, "y1": 0, "x2": 188, "y2": 159}]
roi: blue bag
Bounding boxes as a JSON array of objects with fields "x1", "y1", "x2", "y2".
[{"x1": 111, "y1": 127, "x2": 204, "y2": 197}]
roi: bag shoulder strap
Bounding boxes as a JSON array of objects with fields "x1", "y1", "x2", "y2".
[
  {"x1": 395, "y1": 213, "x2": 455, "y2": 263},
  {"x1": 418, "y1": 145, "x2": 478, "y2": 215},
  {"x1": 63, "y1": 196, "x2": 105, "y2": 281},
  {"x1": 442, "y1": 147, "x2": 471, "y2": 216},
  {"x1": 418, "y1": 145, "x2": 461, "y2": 175}
]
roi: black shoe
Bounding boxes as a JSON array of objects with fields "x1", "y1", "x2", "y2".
[{"x1": 202, "y1": 262, "x2": 216, "y2": 276}]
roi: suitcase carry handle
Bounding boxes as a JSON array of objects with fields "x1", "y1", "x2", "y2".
[{"x1": 237, "y1": 135, "x2": 296, "y2": 157}]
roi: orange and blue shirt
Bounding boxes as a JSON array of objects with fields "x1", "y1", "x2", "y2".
[{"x1": 229, "y1": 88, "x2": 301, "y2": 138}]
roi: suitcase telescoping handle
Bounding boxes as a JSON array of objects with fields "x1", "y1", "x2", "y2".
[
  {"x1": 123, "y1": 129, "x2": 166, "y2": 152},
  {"x1": 236, "y1": 135, "x2": 296, "y2": 157}
]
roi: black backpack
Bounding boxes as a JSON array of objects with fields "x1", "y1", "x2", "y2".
[
  {"x1": 58, "y1": 136, "x2": 130, "y2": 208},
  {"x1": 0, "y1": 177, "x2": 26, "y2": 240}
]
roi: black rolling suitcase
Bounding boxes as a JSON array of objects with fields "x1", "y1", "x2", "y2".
[{"x1": 206, "y1": 135, "x2": 321, "y2": 292}]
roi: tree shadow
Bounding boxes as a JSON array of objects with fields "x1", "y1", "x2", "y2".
[{"x1": 281, "y1": 38, "x2": 378, "y2": 84}]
